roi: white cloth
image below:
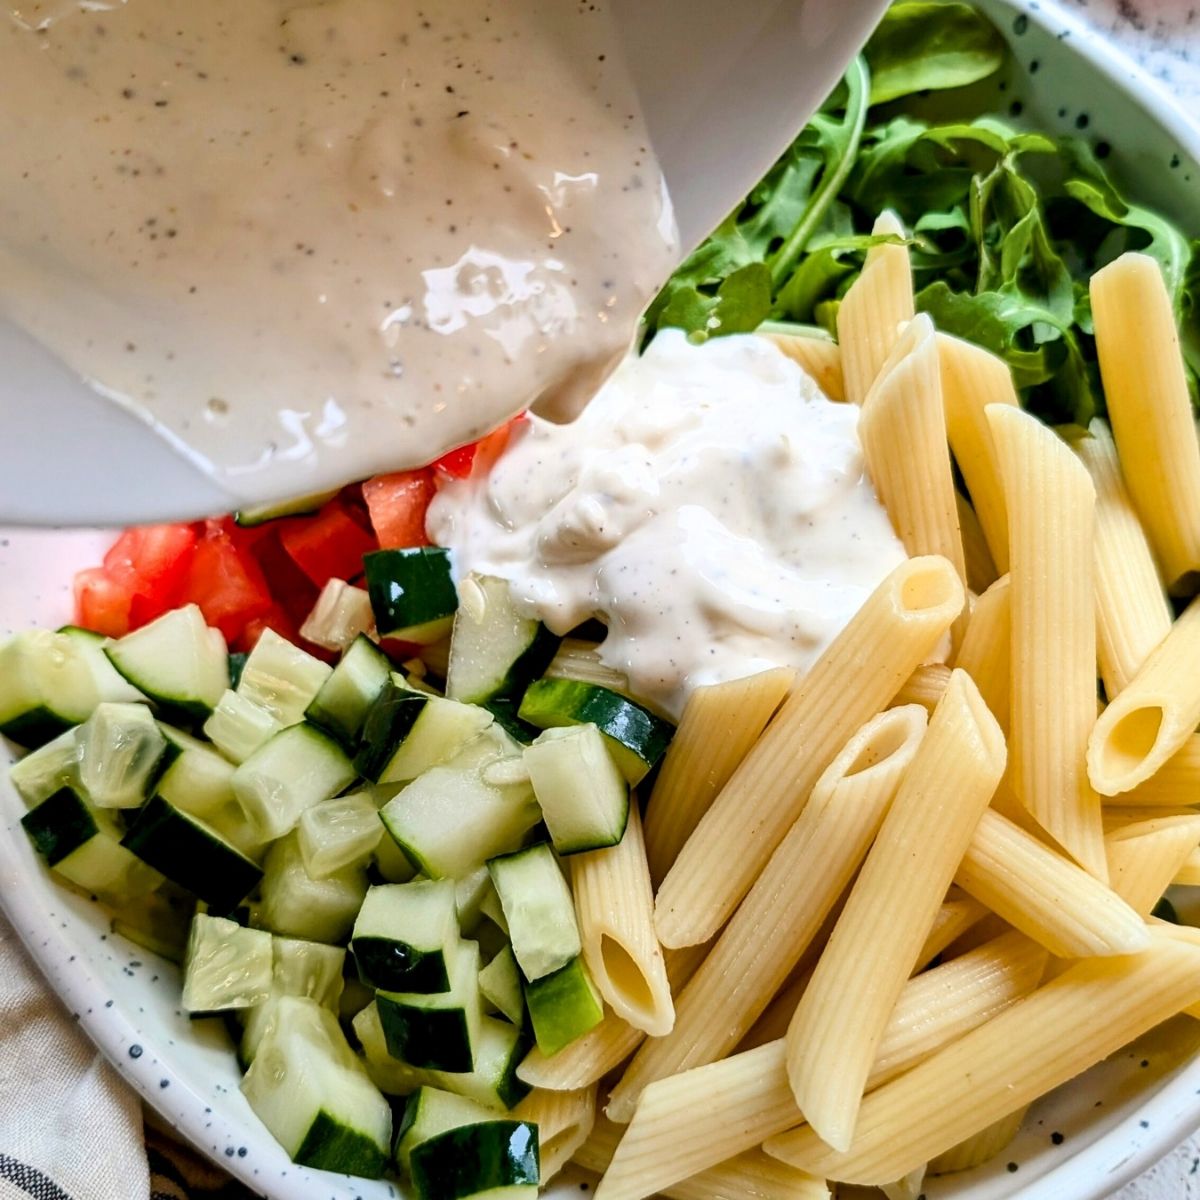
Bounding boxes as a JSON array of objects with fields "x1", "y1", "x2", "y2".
[{"x1": 0, "y1": 915, "x2": 148, "y2": 1200}]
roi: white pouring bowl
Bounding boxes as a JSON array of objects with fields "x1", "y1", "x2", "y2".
[{"x1": 0, "y1": 1, "x2": 1198, "y2": 1197}]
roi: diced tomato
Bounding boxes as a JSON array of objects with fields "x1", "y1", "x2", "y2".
[
  {"x1": 179, "y1": 524, "x2": 273, "y2": 643},
  {"x1": 73, "y1": 566, "x2": 134, "y2": 638},
  {"x1": 376, "y1": 636, "x2": 425, "y2": 663},
  {"x1": 279, "y1": 501, "x2": 378, "y2": 589},
  {"x1": 362, "y1": 469, "x2": 436, "y2": 549},
  {"x1": 99, "y1": 523, "x2": 198, "y2": 628},
  {"x1": 430, "y1": 414, "x2": 526, "y2": 486},
  {"x1": 246, "y1": 528, "x2": 321, "y2": 627},
  {"x1": 432, "y1": 442, "x2": 477, "y2": 480}
]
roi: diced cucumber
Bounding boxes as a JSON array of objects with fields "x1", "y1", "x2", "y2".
[
  {"x1": 241, "y1": 996, "x2": 391, "y2": 1177},
  {"x1": 524, "y1": 957, "x2": 603, "y2": 1057},
  {"x1": 487, "y1": 845, "x2": 580, "y2": 983},
  {"x1": 257, "y1": 832, "x2": 368, "y2": 944},
  {"x1": 522, "y1": 723, "x2": 629, "y2": 854},
  {"x1": 543, "y1": 637, "x2": 631, "y2": 694},
  {"x1": 351, "y1": 880, "x2": 460, "y2": 992},
  {"x1": 374, "y1": 829, "x2": 418, "y2": 883},
  {"x1": 298, "y1": 791, "x2": 382, "y2": 879},
  {"x1": 76, "y1": 702, "x2": 168, "y2": 809},
  {"x1": 395, "y1": 1087, "x2": 499, "y2": 1173},
  {"x1": 105, "y1": 606, "x2": 228, "y2": 722},
  {"x1": 203, "y1": 799, "x2": 271, "y2": 862},
  {"x1": 377, "y1": 940, "x2": 483, "y2": 1072},
  {"x1": 300, "y1": 579, "x2": 376, "y2": 653},
  {"x1": 181, "y1": 914, "x2": 273, "y2": 1014},
  {"x1": 353, "y1": 1002, "x2": 441, "y2": 1095},
  {"x1": 227, "y1": 651, "x2": 249, "y2": 689},
  {"x1": 517, "y1": 679, "x2": 674, "y2": 785},
  {"x1": 235, "y1": 628, "x2": 331, "y2": 726},
  {"x1": 203, "y1": 690, "x2": 282, "y2": 764},
  {"x1": 480, "y1": 885, "x2": 509, "y2": 935},
  {"x1": 455, "y1": 866, "x2": 496, "y2": 934},
  {"x1": 22, "y1": 785, "x2": 162, "y2": 900},
  {"x1": 9, "y1": 728, "x2": 81, "y2": 807},
  {"x1": 234, "y1": 488, "x2": 340, "y2": 527},
  {"x1": 339, "y1": 973, "x2": 375, "y2": 1024},
  {"x1": 305, "y1": 636, "x2": 390, "y2": 749},
  {"x1": 232, "y1": 723, "x2": 356, "y2": 841},
  {"x1": 121, "y1": 794, "x2": 262, "y2": 912},
  {"x1": 479, "y1": 946, "x2": 525, "y2": 1026},
  {"x1": 155, "y1": 723, "x2": 238, "y2": 820},
  {"x1": 0, "y1": 630, "x2": 108, "y2": 748},
  {"x1": 57, "y1": 626, "x2": 147, "y2": 705},
  {"x1": 410, "y1": 1123, "x2": 539, "y2": 1200},
  {"x1": 380, "y1": 764, "x2": 541, "y2": 880},
  {"x1": 447, "y1": 575, "x2": 561, "y2": 706},
  {"x1": 110, "y1": 885, "x2": 194, "y2": 963},
  {"x1": 355, "y1": 678, "x2": 494, "y2": 784},
  {"x1": 364, "y1": 548, "x2": 457, "y2": 643}
]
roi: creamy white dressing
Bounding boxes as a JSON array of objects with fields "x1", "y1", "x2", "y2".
[
  {"x1": 0, "y1": 0, "x2": 675, "y2": 504},
  {"x1": 428, "y1": 332, "x2": 908, "y2": 719}
]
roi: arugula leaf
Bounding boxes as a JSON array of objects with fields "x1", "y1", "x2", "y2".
[
  {"x1": 864, "y1": 0, "x2": 1007, "y2": 104},
  {"x1": 650, "y1": 263, "x2": 773, "y2": 341}
]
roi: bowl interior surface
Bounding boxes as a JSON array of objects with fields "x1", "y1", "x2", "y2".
[{"x1": 1, "y1": 2, "x2": 1198, "y2": 1198}]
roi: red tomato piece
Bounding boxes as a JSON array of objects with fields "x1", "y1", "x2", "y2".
[
  {"x1": 362, "y1": 469, "x2": 436, "y2": 549},
  {"x1": 180, "y1": 526, "x2": 273, "y2": 643},
  {"x1": 279, "y1": 501, "x2": 378, "y2": 589},
  {"x1": 246, "y1": 528, "x2": 321, "y2": 627},
  {"x1": 102, "y1": 523, "x2": 198, "y2": 628},
  {"x1": 432, "y1": 442, "x2": 477, "y2": 480},
  {"x1": 73, "y1": 566, "x2": 134, "y2": 639}
]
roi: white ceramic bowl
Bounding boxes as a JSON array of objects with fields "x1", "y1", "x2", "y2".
[{"x1": 1, "y1": 2, "x2": 1199, "y2": 1197}]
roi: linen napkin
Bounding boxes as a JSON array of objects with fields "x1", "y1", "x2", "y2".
[{"x1": 0, "y1": 914, "x2": 251, "y2": 1200}]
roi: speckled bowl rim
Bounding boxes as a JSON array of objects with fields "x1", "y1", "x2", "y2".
[{"x1": 1, "y1": 3, "x2": 1199, "y2": 1199}]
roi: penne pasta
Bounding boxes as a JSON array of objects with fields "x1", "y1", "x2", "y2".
[
  {"x1": 655, "y1": 554, "x2": 963, "y2": 949},
  {"x1": 892, "y1": 663, "x2": 951, "y2": 713},
  {"x1": 1090, "y1": 252, "x2": 1200, "y2": 593},
  {"x1": 915, "y1": 892, "x2": 992, "y2": 968},
  {"x1": 514, "y1": 1085, "x2": 597, "y2": 1183},
  {"x1": 1173, "y1": 846, "x2": 1200, "y2": 887},
  {"x1": 516, "y1": 941, "x2": 708, "y2": 1091},
  {"x1": 837, "y1": 210, "x2": 915, "y2": 406},
  {"x1": 610, "y1": 706, "x2": 927, "y2": 1121},
  {"x1": 1105, "y1": 814, "x2": 1200, "y2": 915},
  {"x1": 859, "y1": 314, "x2": 967, "y2": 642},
  {"x1": 953, "y1": 808, "x2": 1150, "y2": 958},
  {"x1": 927, "y1": 1107, "x2": 1029, "y2": 1176},
  {"x1": 1088, "y1": 594, "x2": 1200, "y2": 796},
  {"x1": 644, "y1": 667, "x2": 794, "y2": 886},
  {"x1": 572, "y1": 804, "x2": 674, "y2": 1037},
  {"x1": 764, "y1": 930, "x2": 1200, "y2": 1185},
  {"x1": 1121, "y1": 734, "x2": 1200, "y2": 806},
  {"x1": 785, "y1": 669, "x2": 1006, "y2": 1151},
  {"x1": 764, "y1": 330, "x2": 845, "y2": 401},
  {"x1": 576, "y1": 1116, "x2": 829, "y2": 1200},
  {"x1": 987, "y1": 404, "x2": 1105, "y2": 879},
  {"x1": 956, "y1": 492, "x2": 998, "y2": 595},
  {"x1": 952, "y1": 573, "x2": 1011, "y2": 734},
  {"x1": 1068, "y1": 420, "x2": 1171, "y2": 698},
  {"x1": 937, "y1": 332, "x2": 1019, "y2": 574},
  {"x1": 882, "y1": 1168, "x2": 927, "y2": 1200},
  {"x1": 597, "y1": 932, "x2": 1043, "y2": 1200}
]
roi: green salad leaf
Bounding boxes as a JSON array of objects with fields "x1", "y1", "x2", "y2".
[{"x1": 643, "y1": 0, "x2": 1200, "y2": 421}]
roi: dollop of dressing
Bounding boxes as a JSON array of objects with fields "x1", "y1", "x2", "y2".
[
  {"x1": 0, "y1": 0, "x2": 675, "y2": 503},
  {"x1": 429, "y1": 332, "x2": 908, "y2": 718}
]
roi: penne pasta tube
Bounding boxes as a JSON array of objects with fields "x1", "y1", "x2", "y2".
[
  {"x1": 765, "y1": 931, "x2": 1200, "y2": 1185},
  {"x1": 572, "y1": 804, "x2": 674, "y2": 1037},
  {"x1": 837, "y1": 210, "x2": 914, "y2": 406},
  {"x1": 987, "y1": 404, "x2": 1104, "y2": 879},
  {"x1": 785, "y1": 670, "x2": 1006, "y2": 1152},
  {"x1": 610, "y1": 706, "x2": 927, "y2": 1120},
  {"x1": 956, "y1": 492, "x2": 998, "y2": 595},
  {"x1": 764, "y1": 331, "x2": 845, "y2": 402},
  {"x1": 644, "y1": 667, "x2": 794, "y2": 886},
  {"x1": 576, "y1": 1115, "x2": 829, "y2": 1200},
  {"x1": 892, "y1": 663, "x2": 951, "y2": 713},
  {"x1": 953, "y1": 808, "x2": 1151, "y2": 958},
  {"x1": 514, "y1": 1085, "x2": 597, "y2": 1183},
  {"x1": 915, "y1": 892, "x2": 992, "y2": 968},
  {"x1": 1088, "y1": 594, "x2": 1200, "y2": 796},
  {"x1": 1120, "y1": 733, "x2": 1200, "y2": 806},
  {"x1": 937, "y1": 332, "x2": 1018, "y2": 574},
  {"x1": 655, "y1": 554, "x2": 963, "y2": 949},
  {"x1": 1105, "y1": 814, "x2": 1200, "y2": 915},
  {"x1": 598, "y1": 932, "x2": 1043, "y2": 1200},
  {"x1": 860, "y1": 314, "x2": 967, "y2": 643},
  {"x1": 1173, "y1": 846, "x2": 1200, "y2": 886},
  {"x1": 882, "y1": 1167, "x2": 927, "y2": 1200},
  {"x1": 927, "y1": 1107, "x2": 1029, "y2": 1176},
  {"x1": 1069, "y1": 420, "x2": 1172, "y2": 697},
  {"x1": 952, "y1": 574, "x2": 1011, "y2": 734},
  {"x1": 517, "y1": 941, "x2": 708, "y2": 1091},
  {"x1": 1091, "y1": 252, "x2": 1200, "y2": 592}
]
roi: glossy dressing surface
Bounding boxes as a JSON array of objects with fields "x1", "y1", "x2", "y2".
[
  {"x1": 429, "y1": 332, "x2": 908, "y2": 718},
  {"x1": 0, "y1": 0, "x2": 676, "y2": 505}
]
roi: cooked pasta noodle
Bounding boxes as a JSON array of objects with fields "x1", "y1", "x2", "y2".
[
  {"x1": 514, "y1": 1086, "x2": 597, "y2": 1183},
  {"x1": 1122, "y1": 734, "x2": 1200, "y2": 806},
  {"x1": 764, "y1": 330, "x2": 845, "y2": 401},
  {"x1": 951, "y1": 574, "x2": 1011, "y2": 733},
  {"x1": 1105, "y1": 814, "x2": 1200, "y2": 915},
  {"x1": 956, "y1": 492, "x2": 998, "y2": 594},
  {"x1": 892, "y1": 663, "x2": 952, "y2": 713}
]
